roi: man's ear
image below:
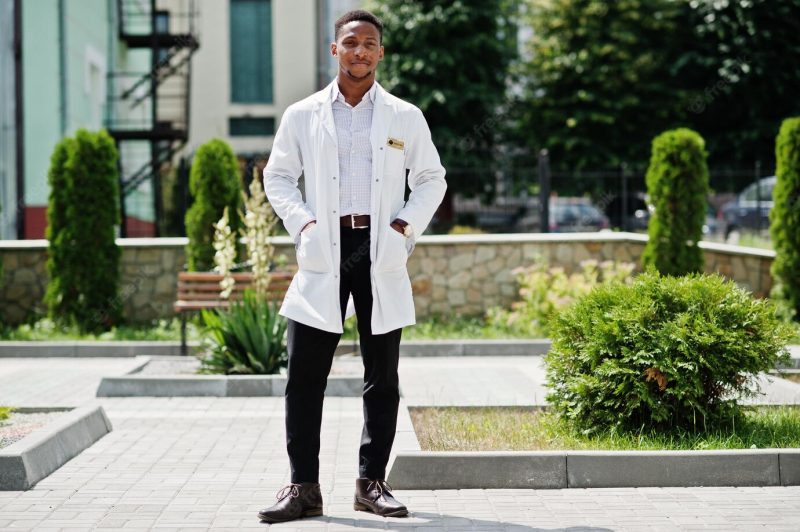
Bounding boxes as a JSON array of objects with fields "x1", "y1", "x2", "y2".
[{"x1": 331, "y1": 42, "x2": 337, "y2": 56}]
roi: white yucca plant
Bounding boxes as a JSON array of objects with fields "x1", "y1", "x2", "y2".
[
  {"x1": 212, "y1": 206, "x2": 237, "y2": 299},
  {"x1": 239, "y1": 168, "x2": 279, "y2": 297},
  {"x1": 212, "y1": 167, "x2": 280, "y2": 299}
]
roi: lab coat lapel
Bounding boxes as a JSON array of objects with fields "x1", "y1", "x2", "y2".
[
  {"x1": 369, "y1": 83, "x2": 393, "y2": 263},
  {"x1": 315, "y1": 81, "x2": 338, "y2": 146},
  {"x1": 370, "y1": 84, "x2": 393, "y2": 196}
]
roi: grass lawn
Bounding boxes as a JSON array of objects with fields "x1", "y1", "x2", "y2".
[
  {"x1": 410, "y1": 406, "x2": 800, "y2": 451},
  {"x1": 3, "y1": 313, "x2": 797, "y2": 343},
  {"x1": 341, "y1": 313, "x2": 531, "y2": 340},
  {"x1": 779, "y1": 373, "x2": 800, "y2": 384},
  {"x1": 3, "y1": 314, "x2": 524, "y2": 342},
  {"x1": 730, "y1": 232, "x2": 774, "y2": 250},
  {"x1": 0, "y1": 317, "x2": 204, "y2": 342}
]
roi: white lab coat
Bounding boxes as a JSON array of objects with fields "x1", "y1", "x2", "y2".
[{"x1": 263, "y1": 80, "x2": 447, "y2": 334}]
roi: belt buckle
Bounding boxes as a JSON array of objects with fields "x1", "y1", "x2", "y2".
[{"x1": 351, "y1": 214, "x2": 368, "y2": 229}]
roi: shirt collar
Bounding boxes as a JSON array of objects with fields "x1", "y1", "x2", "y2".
[{"x1": 331, "y1": 79, "x2": 377, "y2": 105}]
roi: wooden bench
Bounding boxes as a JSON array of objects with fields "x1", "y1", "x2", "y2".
[{"x1": 174, "y1": 271, "x2": 294, "y2": 356}]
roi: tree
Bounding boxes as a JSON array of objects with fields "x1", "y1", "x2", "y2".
[
  {"x1": 44, "y1": 137, "x2": 77, "y2": 320},
  {"x1": 642, "y1": 128, "x2": 709, "y2": 276},
  {"x1": 516, "y1": 0, "x2": 694, "y2": 171},
  {"x1": 367, "y1": 0, "x2": 519, "y2": 208},
  {"x1": 185, "y1": 139, "x2": 242, "y2": 271},
  {"x1": 515, "y1": 0, "x2": 800, "y2": 180},
  {"x1": 0, "y1": 174, "x2": 3, "y2": 286},
  {"x1": 685, "y1": 0, "x2": 800, "y2": 171},
  {"x1": 45, "y1": 129, "x2": 122, "y2": 333},
  {"x1": 770, "y1": 117, "x2": 800, "y2": 321}
]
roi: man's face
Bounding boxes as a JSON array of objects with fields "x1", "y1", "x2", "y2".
[{"x1": 331, "y1": 21, "x2": 384, "y2": 81}]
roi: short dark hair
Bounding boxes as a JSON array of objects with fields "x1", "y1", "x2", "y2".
[{"x1": 334, "y1": 9, "x2": 383, "y2": 42}]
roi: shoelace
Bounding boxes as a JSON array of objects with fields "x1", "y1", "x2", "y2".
[
  {"x1": 275, "y1": 483, "x2": 301, "y2": 501},
  {"x1": 367, "y1": 479, "x2": 393, "y2": 500}
]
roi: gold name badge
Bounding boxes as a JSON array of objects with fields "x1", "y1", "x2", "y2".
[{"x1": 387, "y1": 137, "x2": 405, "y2": 150}]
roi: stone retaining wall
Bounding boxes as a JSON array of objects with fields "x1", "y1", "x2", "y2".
[{"x1": 0, "y1": 234, "x2": 775, "y2": 326}]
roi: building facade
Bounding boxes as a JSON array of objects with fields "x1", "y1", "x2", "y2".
[{"x1": 0, "y1": 0, "x2": 365, "y2": 241}]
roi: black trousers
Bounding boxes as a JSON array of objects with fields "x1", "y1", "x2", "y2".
[{"x1": 285, "y1": 225, "x2": 402, "y2": 483}]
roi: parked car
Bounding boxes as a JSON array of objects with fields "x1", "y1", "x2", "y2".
[
  {"x1": 606, "y1": 193, "x2": 722, "y2": 238},
  {"x1": 703, "y1": 204, "x2": 722, "y2": 238},
  {"x1": 548, "y1": 200, "x2": 610, "y2": 232},
  {"x1": 605, "y1": 193, "x2": 650, "y2": 232},
  {"x1": 719, "y1": 176, "x2": 775, "y2": 240}
]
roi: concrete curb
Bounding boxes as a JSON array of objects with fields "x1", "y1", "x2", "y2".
[
  {"x1": 0, "y1": 341, "x2": 201, "y2": 358},
  {"x1": 0, "y1": 342, "x2": 357, "y2": 358},
  {"x1": 2, "y1": 340, "x2": 797, "y2": 366},
  {"x1": 0, "y1": 339, "x2": 552, "y2": 358},
  {"x1": 0, "y1": 404, "x2": 112, "y2": 490},
  {"x1": 398, "y1": 339, "x2": 552, "y2": 357},
  {"x1": 96, "y1": 375, "x2": 363, "y2": 397},
  {"x1": 387, "y1": 449, "x2": 800, "y2": 489}
]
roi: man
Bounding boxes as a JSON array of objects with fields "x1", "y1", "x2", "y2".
[{"x1": 258, "y1": 9, "x2": 447, "y2": 524}]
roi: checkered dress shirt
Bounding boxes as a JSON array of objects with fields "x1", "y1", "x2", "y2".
[{"x1": 331, "y1": 81, "x2": 377, "y2": 217}]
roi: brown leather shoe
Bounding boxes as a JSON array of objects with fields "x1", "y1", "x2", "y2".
[
  {"x1": 354, "y1": 478, "x2": 408, "y2": 517},
  {"x1": 257, "y1": 482, "x2": 323, "y2": 523}
]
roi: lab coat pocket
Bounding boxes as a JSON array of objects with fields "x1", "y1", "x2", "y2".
[
  {"x1": 383, "y1": 144, "x2": 405, "y2": 178},
  {"x1": 296, "y1": 223, "x2": 331, "y2": 273},
  {"x1": 377, "y1": 227, "x2": 408, "y2": 272}
]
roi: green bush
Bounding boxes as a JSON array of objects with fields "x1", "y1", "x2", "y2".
[
  {"x1": 198, "y1": 290, "x2": 288, "y2": 375},
  {"x1": 185, "y1": 139, "x2": 242, "y2": 271},
  {"x1": 0, "y1": 191, "x2": 3, "y2": 285},
  {"x1": 44, "y1": 137, "x2": 75, "y2": 320},
  {"x1": 487, "y1": 259, "x2": 635, "y2": 337},
  {"x1": 642, "y1": 128, "x2": 710, "y2": 276},
  {"x1": 545, "y1": 272, "x2": 793, "y2": 434},
  {"x1": 44, "y1": 129, "x2": 121, "y2": 333},
  {"x1": 770, "y1": 117, "x2": 800, "y2": 322}
]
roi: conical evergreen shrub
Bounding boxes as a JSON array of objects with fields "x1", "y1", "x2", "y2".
[
  {"x1": 185, "y1": 139, "x2": 242, "y2": 271},
  {"x1": 642, "y1": 128, "x2": 710, "y2": 275},
  {"x1": 770, "y1": 117, "x2": 800, "y2": 321}
]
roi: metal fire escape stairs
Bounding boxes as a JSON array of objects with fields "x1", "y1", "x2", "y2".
[{"x1": 107, "y1": 0, "x2": 199, "y2": 237}]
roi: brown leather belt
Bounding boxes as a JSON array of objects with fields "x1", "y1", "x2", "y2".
[{"x1": 340, "y1": 214, "x2": 370, "y2": 229}]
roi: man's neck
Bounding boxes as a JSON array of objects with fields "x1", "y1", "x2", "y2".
[{"x1": 336, "y1": 75, "x2": 375, "y2": 107}]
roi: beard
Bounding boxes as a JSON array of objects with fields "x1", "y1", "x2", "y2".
[{"x1": 344, "y1": 65, "x2": 373, "y2": 80}]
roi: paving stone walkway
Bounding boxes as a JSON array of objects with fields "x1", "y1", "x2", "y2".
[
  {"x1": 396, "y1": 355, "x2": 800, "y2": 407},
  {"x1": 0, "y1": 357, "x2": 146, "y2": 407},
  {"x1": 1, "y1": 355, "x2": 799, "y2": 530}
]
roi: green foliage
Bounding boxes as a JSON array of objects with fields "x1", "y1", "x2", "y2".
[
  {"x1": 516, "y1": 0, "x2": 693, "y2": 170},
  {"x1": 0, "y1": 316, "x2": 202, "y2": 342},
  {"x1": 44, "y1": 137, "x2": 75, "y2": 320},
  {"x1": 185, "y1": 139, "x2": 242, "y2": 271},
  {"x1": 0, "y1": 406, "x2": 14, "y2": 422},
  {"x1": 487, "y1": 259, "x2": 635, "y2": 337},
  {"x1": 447, "y1": 225, "x2": 486, "y2": 235},
  {"x1": 545, "y1": 271, "x2": 793, "y2": 434},
  {"x1": 0, "y1": 190, "x2": 3, "y2": 285},
  {"x1": 367, "y1": 0, "x2": 519, "y2": 197},
  {"x1": 198, "y1": 290, "x2": 288, "y2": 375},
  {"x1": 642, "y1": 128, "x2": 709, "y2": 275},
  {"x1": 770, "y1": 117, "x2": 800, "y2": 321},
  {"x1": 44, "y1": 129, "x2": 121, "y2": 333},
  {"x1": 685, "y1": 0, "x2": 800, "y2": 170},
  {"x1": 515, "y1": 0, "x2": 800, "y2": 175},
  {"x1": 412, "y1": 406, "x2": 800, "y2": 451}
]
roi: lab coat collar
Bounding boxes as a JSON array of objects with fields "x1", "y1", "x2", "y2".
[
  {"x1": 316, "y1": 79, "x2": 391, "y2": 145},
  {"x1": 331, "y1": 78, "x2": 378, "y2": 105}
]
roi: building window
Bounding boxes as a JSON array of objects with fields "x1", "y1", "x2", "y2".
[
  {"x1": 229, "y1": 117, "x2": 275, "y2": 136},
  {"x1": 230, "y1": 0, "x2": 273, "y2": 103}
]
